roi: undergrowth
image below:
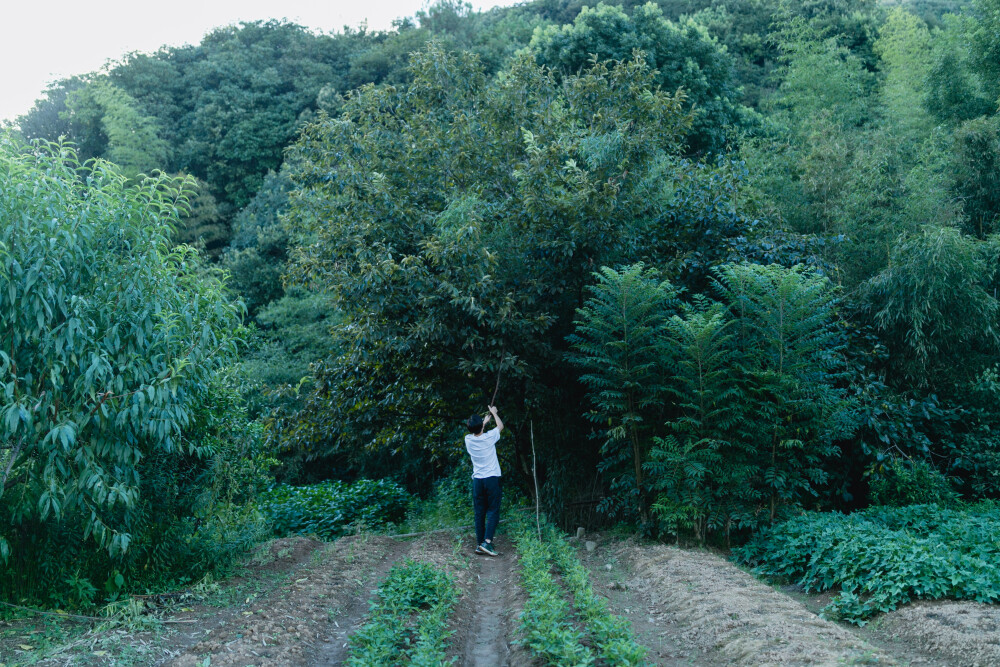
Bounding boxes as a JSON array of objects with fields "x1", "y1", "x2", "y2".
[
  {"x1": 735, "y1": 502, "x2": 1000, "y2": 624},
  {"x1": 344, "y1": 560, "x2": 458, "y2": 666},
  {"x1": 401, "y1": 467, "x2": 530, "y2": 534},
  {"x1": 257, "y1": 478, "x2": 410, "y2": 540}
]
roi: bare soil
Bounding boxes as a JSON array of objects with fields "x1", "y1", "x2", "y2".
[
  {"x1": 578, "y1": 535, "x2": 893, "y2": 666},
  {"x1": 454, "y1": 542, "x2": 518, "y2": 666},
  {"x1": 167, "y1": 534, "x2": 410, "y2": 666},
  {"x1": 16, "y1": 529, "x2": 1000, "y2": 667},
  {"x1": 868, "y1": 600, "x2": 1000, "y2": 667}
]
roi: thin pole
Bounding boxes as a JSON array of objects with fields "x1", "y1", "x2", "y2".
[
  {"x1": 490, "y1": 347, "x2": 505, "y2": 406},
  {"x1": 531, "y1": 418, "x2": 540, "y2": 540}
]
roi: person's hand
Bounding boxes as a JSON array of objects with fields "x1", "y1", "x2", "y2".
[
  {"x1": 484, "y1": 413, "x2": 492, "y2": 425},
  {"x1": 488, "y1": 405, "x2": 499, "y2": 415}
]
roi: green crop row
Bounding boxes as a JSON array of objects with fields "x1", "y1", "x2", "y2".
[
  {"x1": 512, "y1": 519, "x2": 596, "y2": 666},
  {"x1": 511, "y1": 517, "x2": 647, "y2": 666},
  {"x1": 345, "y1": 559, "x2": 459, "y2": 666},
  {"x1": 734, "y1": 502, "x2": 1000, "y2": 624},
  {"x1": 256, "y1": 478, "x2": 410, "y2": 540},
  {"x1": 544, "y1": 526, "x2": 647, "y2": 666}
]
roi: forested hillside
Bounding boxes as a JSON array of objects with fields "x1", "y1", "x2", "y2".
[{"x1": 6, "y1": 0, "x2": 1000, "y2": 643}]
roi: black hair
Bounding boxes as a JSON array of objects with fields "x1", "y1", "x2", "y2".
[{"x1": 467, "y1": 414, "x2": 484, "y2": 434}]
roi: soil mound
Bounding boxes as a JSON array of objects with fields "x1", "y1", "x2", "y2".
[{"x1": 621, "y1": 542, "x2": 893, "y2": 666}]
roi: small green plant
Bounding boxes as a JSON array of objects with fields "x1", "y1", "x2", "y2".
[
  {"x1": 345, "y1": 560, "x2": 459, "y2": 666},
  {"x1": 510, "y1": 517, "x2": 596, "y2": 666},
  {"x1": 735, "y1": 502, "x2": 1000, "y2": 624},
  {"x1": 257, "y1": 479, "x2": 410, "y2": 540},
  {"x1": 544, "y1": 526, "x2": 647, "y2": 666},
  {"x1": 402, "y1": 468, "x2": 473, "y2": 533}
]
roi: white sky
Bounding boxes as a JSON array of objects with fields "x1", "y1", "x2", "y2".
[{"x1": 0, "y1": 0, "x2": 520, "y2": 123}]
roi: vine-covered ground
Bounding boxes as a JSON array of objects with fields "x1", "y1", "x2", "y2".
[{"x1": 6, "y1": 528, "x2": 1000, "y2": 666}]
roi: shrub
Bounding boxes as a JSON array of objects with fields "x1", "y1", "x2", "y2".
[
  {"x1": 869, "y1": 457, "x2": 960, "y2": 507},
  {"x1": 257, "y1": 479, "x2": 410, "y2": 540},
  {"x1": 734, "y1": 503, "x2": 1000, "y2": 624},
  {"x1": 0, "y1": 137, "x2": 261, "y2": 606}
]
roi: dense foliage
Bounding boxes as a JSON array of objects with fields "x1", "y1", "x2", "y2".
[
  {"x1": 256, "y1": 478, "x2": 410, "y2": 540},
  {"x1": 572, "y1": 263, "x2": 855, "y2": 537},
  {"x1": 0, "y1": 137, "x2": 268, "y2": 604},
  {"x1": 10, "y1": 0, "x2": 1000, "y2": 611},
  {"x1": 736, "y1": 503, "x2": 1000, "y2": 623},
  {"x1": 530, "y1": 2, "x2": 745, "y2": 153},
  {"x1": 275, "y1": 43, "x2": 698, "y2": 485},
  {"x1": 868, "y1": 457, "x2": 961, "y2": 507}
]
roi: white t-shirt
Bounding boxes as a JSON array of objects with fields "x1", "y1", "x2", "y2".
[{"x1": 465, "y1": 427, "x2": 502, "y2": 479}]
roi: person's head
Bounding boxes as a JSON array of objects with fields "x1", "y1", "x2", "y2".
[{"x1": 467, "y1": 414, "x2": 484, "y2": 435}]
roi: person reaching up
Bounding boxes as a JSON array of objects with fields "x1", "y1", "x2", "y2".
[{"x1": 465, "y1": 405, "x2": 504, "y2": 556}]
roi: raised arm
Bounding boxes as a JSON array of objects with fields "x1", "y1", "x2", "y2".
[{"x1": 488, "y1": 405, "x2": 504, "y2": 433}]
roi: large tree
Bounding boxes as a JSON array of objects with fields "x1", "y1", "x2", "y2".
[
  {"x1": 277, "y1": 44, "x2": 699, "y2": 488},
  {"x1": 529, "y1": 2, "x2": 743, "y2": 153}
]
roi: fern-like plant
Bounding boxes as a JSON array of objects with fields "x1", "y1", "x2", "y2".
[
  {"x1": 647, "y1": 297, "x2": 757, "y2": 542},
  {"x1": 715, "y1": 263, "x2": 857, "y2": 523},
  {"x1": 567, "y1": 264, "x2": 679, "y2": 520}
]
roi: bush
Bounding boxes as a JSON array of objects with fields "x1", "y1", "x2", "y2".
[
  {"x1": 0, "y1": 375, "x2": 273, "y2": 608},
  {"x1": 0, "y1": 137, "x2": 262, "y2": 607},
  {"x1": 734, "y1": 503, "x2": 1000, "y2": 624},
  {"x1": 869, "y1": 457, "x2": 960, "y2": 507},
  {"x1": 257, "y1": 479, "x2": 410, "y2": 540}
]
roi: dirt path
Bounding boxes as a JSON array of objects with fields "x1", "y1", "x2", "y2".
[
  {"x1": 40, "y1": 528, "x2": 1000, "y2": 666},
  {"x1": 303, "y1": 539, "x2": 415, "y2": 666},
  {"x1": 459, "y1": 548, "x2": 517, "y2": 666},
  {"x1": 159, "y1": 530, "x2": 546, "y2": 667}
]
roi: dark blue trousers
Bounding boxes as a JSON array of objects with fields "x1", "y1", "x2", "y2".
[{"x1": 473, "y1": 476, "x2": 502, "y2": 544}]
